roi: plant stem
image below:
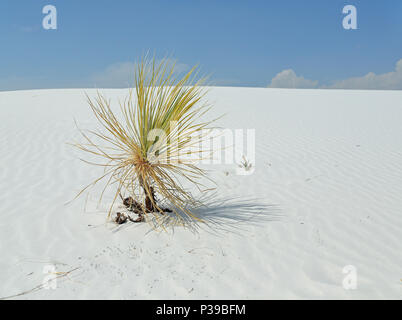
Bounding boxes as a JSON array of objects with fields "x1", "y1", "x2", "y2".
[{"x1": 139, "y1": 175, "x2": 155, "y2": 212}]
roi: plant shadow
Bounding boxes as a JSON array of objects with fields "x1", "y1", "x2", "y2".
[{"x1": 156, "y1": 193, "x2": 282, "y2": 235}]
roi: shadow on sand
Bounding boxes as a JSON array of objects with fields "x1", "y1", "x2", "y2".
[
  {"x1": 106, "y1": 191, "x2": 282, "y2": 235},
  {"x1": 149, "y1": 193, "x2": 282, "y2": 235}
]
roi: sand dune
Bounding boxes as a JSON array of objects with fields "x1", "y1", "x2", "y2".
[{"x1": 0, "y1": 87, "x2": 401, "y2": 299}]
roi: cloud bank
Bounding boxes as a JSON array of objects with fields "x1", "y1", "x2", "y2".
[
  {"x1": 90, "y1": 60, "x2": 190, "y2": 88},
  {"x1": 2, "y1": 59, "x2": 402, "y2": 91},
  {"x1": 268, "y1": 59, "x2": 402, "y2": 90},
  {"x1": 0, "y1": 60, "x2": 190, "y2": 91},
  {"x1": 268, "y1": 69, "x2": 318, "y2": 89},
  {"x1": 89, "y1": 62, "x2": 137, "y2": 88}
]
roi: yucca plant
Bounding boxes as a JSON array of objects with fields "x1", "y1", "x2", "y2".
[{"x1": 73, "y1": 57, "x2": 216, "y2": 228}]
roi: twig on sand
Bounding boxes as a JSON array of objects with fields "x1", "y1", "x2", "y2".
[{"x1": 0, "y1": 267, "x2": 80, "y2": 300}]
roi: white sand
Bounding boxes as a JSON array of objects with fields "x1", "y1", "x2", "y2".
[{"x1": 0, "y1": 87, "x2": 401, "y2": 299}]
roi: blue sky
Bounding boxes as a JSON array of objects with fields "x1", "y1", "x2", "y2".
[{"x1": 1, "y1": 0, "x2": 401, "y2": 90}]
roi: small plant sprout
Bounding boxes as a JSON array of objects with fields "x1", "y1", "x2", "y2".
[
  {"x1": 72, "y1": 56, "x2": 218, "y2": 228},
  {"x1": 238, "y1": 155, "x2": 253, "y2": 171}
]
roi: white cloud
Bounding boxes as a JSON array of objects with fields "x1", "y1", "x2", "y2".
[
  {"x1": 90, "y1": 62, "x2": 136, "y2": 88},
  {"x1": 89, "y1": 60, "x2": 190, "y2": 88},
  {"x1": 0, "y1": 60, "x2": 190, "y2": 91},
  {"x1": 268, "y1": 59, "x2": 402, "y2": 90},
  {"x1": 325, "y1": 59, "x2": 402, "y2": 90},
  {"x1": 268, "y1": 69, "x2": 318, "y2": 89}
]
